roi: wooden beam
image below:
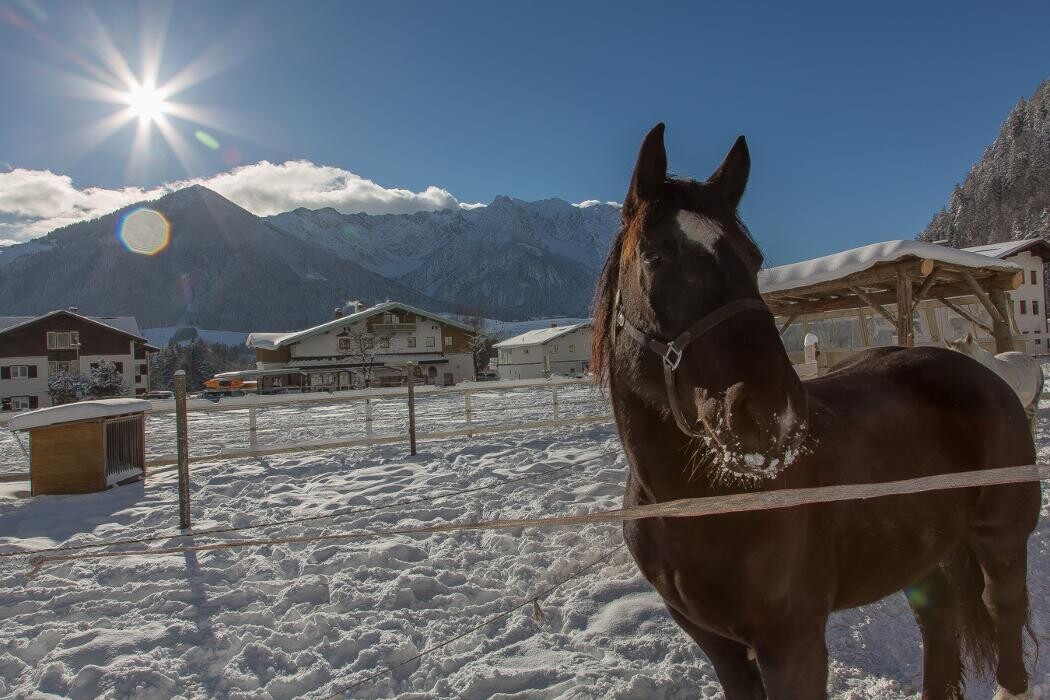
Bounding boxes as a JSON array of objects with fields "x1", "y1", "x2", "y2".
[
  {"x1": 896, "y1": 269, "x2": 914, "y2": 347},
  {"x1": 764, "y1": 276, "x2": 1022, "y2": 317},
  {"x1": 778, "y1": 315, "x2": 798, "y2": 337},
  {"x1": 911, "y1": 265, "x2": 941, "y2": 310},
  {"x1": 849, "y1": 286, "x2": 897, "y2": 326},
  {"x1": 857, "y1": 308, "x2": 871, "y2": 347},
  {"x1": 988, "y1": 289, "x2": 1015, "y2": 353},
  {"x1": 960, "y1": 270, "x2": 1005, "y2": 324},
  {"x1": 937, "y1": 297, "x2": 992, "y2": 333}
]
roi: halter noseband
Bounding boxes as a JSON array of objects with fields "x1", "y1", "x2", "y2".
[{"x1": 613, "y1": 290, "x2": 771, "y2": 436}]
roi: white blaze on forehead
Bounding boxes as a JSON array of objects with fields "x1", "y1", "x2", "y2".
[{"x1": 675, "y1": 210, "x2": 724, "y2": 252}]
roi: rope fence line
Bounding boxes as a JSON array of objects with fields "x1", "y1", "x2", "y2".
[
  {"x1": 320, "y1": 543, "x2": 626, "y2": 699},
  {"x1": 26, "y1": 463, "x2": 1050, "y2": 574},
  {"x1": 0, "y1": 449, "x2": 622, "y2": 561}
]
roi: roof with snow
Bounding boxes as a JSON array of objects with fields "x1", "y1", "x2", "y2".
[
  {"x1": 246, "y1": 301, "x2": 474, "y2": 350},
  {"x1": 757, "y1": 240, "x2": 1020, "y2": 295},
  {"x1": 493, "y1": 322, "x2": 591, "y2": 349},
  {"x1": 0, "y1": 310, "x2": 150, "y2": 344},
  {"x1": 963, "y1": 239, "x2": 1050, "y2": 261},
  {"x1": 7, "y1": 398, "x2": 151, "y2": 430}
]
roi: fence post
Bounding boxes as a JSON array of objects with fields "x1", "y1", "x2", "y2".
[
  {"x1": 551, "y1": 386, "x2": 559, "y2": 419},
  {"x1": 407, "y1": 378, "x2": 417, "y2": 456},
  {"x1": 248, "y1": 405, "x2": 257, "y2": 449},
  {"x1": 464, "y1": 390, "x2": 473, "y2": 438},
  {"x1": 174, "y1": 370, "x2": 191, "y2": 530},
  {"x1": 364, "y1": 398, "x2": 373, "y2": 440}
]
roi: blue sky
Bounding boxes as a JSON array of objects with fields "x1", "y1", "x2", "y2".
[{"x1": 1, "y1": 0, "x2": 1048, "y2": 264}]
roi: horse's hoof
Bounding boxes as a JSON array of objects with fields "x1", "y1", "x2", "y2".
[{"x1": 993, "y1": 687, "x2": 1034, "y2": 700}]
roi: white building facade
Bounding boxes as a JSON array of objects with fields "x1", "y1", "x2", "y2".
[
  {"x1": 965, "y1": 240, "x2": 1050, "y2": 354},
  {"x1": 494, "y1": 323, "x2": 591, "y2": 381},
  {"x1": 241, "y1": 302, "x2": 477, "y2": 392}
]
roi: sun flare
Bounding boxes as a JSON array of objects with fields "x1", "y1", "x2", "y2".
[{"x1": 124, "y1": 82, "x2": 168, "y2": 123}]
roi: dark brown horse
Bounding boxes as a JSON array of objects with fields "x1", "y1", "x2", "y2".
[{"x1": 593, "y1": 123, "x2": 1042, "y2": 699}]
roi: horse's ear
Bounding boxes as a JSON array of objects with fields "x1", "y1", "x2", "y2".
[
  {"x1": 708, "y1": 135, "x2": 750, "y2": 209},
  {"x1": 625, "y1": 123, "x2": 667, "y2": 212},
  {"x1": 964, "y1": 332, "x2": 974, "y2": 345}
]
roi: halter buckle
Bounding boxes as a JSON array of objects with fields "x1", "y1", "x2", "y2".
[{"x1": 662, "y1": 342, "x2": 683, "y2": 371}]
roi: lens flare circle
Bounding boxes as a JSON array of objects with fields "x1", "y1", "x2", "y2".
[{"x1": 118, "y1": 207, "x2": 170, "y2": 255}]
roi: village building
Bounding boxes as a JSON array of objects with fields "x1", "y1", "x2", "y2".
[
  {"x1": 963, "y1": 239, "x2": 1050, "y2": 353},
  {"x1": 0, "y1": 309, "x2": 157, "y2": 411},
  {"x1": 493, "y1": 322, "x2": 591, "y2": 381},
  {"x1": 237, "y1": 302, "x2": 477, "y2": 392}
]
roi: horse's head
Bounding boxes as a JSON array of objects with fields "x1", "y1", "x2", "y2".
[
  {"x1": 594, "y1": 123, "x2": 807, "y2": 477},
  {"x1": 945, "y1": 332, "x2": 989, "y2": 362}
]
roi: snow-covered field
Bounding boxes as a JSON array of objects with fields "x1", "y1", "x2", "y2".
[{"x1": 0, "y1": 392, "x2": 1047, "y2": 698}]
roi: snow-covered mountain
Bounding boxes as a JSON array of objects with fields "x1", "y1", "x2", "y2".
[{"x1": 266, "y1": 196, "x2": 621, "y2": 319}]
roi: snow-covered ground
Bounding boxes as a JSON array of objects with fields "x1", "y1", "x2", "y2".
[{"x1": 0, "y1": 393, "x2": 1047, "y2": 698}]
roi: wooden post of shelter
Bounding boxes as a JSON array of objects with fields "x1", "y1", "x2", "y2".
[
  {"x1": 364, "y1": 398, "x2": 373, "y2": 438},
  {"x1": 895, "y1": 268, "x2": 914, "y2": 347},
  {"x1": 551, "y1": 386, "x2": 560, "y2": 419},
  {"x1": 174, "y1": 370, "x2": 191, "y2": 530},
  {"x1": 988, "y1": 289, "x2": 1016, "y2": 353}
]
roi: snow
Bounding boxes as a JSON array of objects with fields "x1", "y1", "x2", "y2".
[
  {"x1": 6, "y1": 398, "x2": 151, "y2": 430},
  {"x1": 493, "y1": 323, "x2": 591, "y2": 349},
  {"x1": 964, "y1": 240, "x2": 1047, "y2": 259},
  {"x1": 0, "y1": 387, "x2": 1047, "y2": 698},
  {"x1": 0, "y1": 314, "x2": 142, "y2": 337},
  {"x1": 758, "y1": 239, "x2": 1022, "y2": 294}
]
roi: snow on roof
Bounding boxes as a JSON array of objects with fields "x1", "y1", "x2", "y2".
[
  {"x1": 0, "y1": 310, "x2": 146, "y2": 342},
  {"x1": 758, "y1": 240, "x2": 1020, "y2": 295},
  {"x1": 246, "y1": 302, "x2": 474, "y2": 350},
  {"x1": 7, "y1": 398, "x2": 151, "y2": 430},
  {"x1": 963, "y1": 239, "x2": 1050, "y2": 260},
  {"x1": 493, "y1": 322, "x2": 591, "y2": 349}
]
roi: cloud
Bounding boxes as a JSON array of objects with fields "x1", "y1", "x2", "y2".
[
  {"x1": 574, "y1": 199, "x2": 622, "y2": 209},
  {"x1": 0, "y1": 160, "x2": 483, "y2": 243}
]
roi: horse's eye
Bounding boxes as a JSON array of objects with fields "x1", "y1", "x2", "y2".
[{"x1": 641, "y1": 250, "x2": 663, "y2": 267}]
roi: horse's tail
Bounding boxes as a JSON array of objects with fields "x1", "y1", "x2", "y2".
[{"x1": 943, "y1": 542, "x2": 997, "y2": 678}]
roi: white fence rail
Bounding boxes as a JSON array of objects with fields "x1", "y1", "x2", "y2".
[{"x1": 1, "y1": 378, "x2": 612, "y2": 477}]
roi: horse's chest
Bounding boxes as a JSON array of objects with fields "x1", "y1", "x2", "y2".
[{"x1": 624, "y1": 514, "x2": 809, "y2": 635}]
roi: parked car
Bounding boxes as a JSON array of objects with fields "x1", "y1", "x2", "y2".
[{"x1": 141, "y1": 390, "x2": 174, "y2": 400}]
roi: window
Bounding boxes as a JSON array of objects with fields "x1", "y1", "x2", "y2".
[
  {"x1": 523, "y1": 347, "x2": 529, "y2": 354},
  {"x1": 443, "y1": 372, "x2": 454, "y2": 386},
  {"x1": 408, "y1": 337, "x2": 417, "y2": 348},
  {"x1": 551, "y1": 344, "x2": 558, "y2": 354},
  {"x1": 1035, "y1": 301, "x2": 1041, "y2": 316},
  {"x1": 364, "y1": 337, "x2": 374, "y2": 350},
  {"x1": 338, "y1": 337, "x2": 354, "y2": 352},
  {"x1": 48, "y1": 360, "x2": 77, "y2": 375},
  {"x1": 11, "y1": 365, "x2": 29, "y2": 379},
  {"x1": 1031, "y1": 270, "x2": 1037, "y2": 285},
  {"x1": 568, "y1": 344, "x2": 575, "y2": 353},
  {"x1": 46, "y1": 330, "x2": 80, "y2": 350},
  {"x1": 138, "y1": 363, "x2": 148, "y2": 376},
  {"x1": 425, "y1": 337, "x2": 436, "y2": 348},
  {"x1": 1020, "y1": 300, "x2": 1028, "y2": 315},
  {"x1": 379, "y1": 338, "x2": 390, "y2": 349},
  {"x1": 383, "y1": 313, "x2": 400, "y2": 324},
  {"x1": 444, "y1": 336, "x2": 452, "y2": 347},
  {"x1": 12, "y1": 396, "x2": 31, "y2": 410},
  {"x1": 115, "y1": 362, "x2": 124, "y2": 373}
]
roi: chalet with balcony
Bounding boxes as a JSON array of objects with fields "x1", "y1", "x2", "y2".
[
  {"x1": 964, "y1": 239, "x2": 1050, "y2": 353},
  {"x1": 238, "y1": 302, "x2": 477, "y2": 392},
  {"x1": 0, "y1": 309, "x2": 158, "y2": 411}
]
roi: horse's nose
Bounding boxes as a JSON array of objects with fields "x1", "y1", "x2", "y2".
[{"x1": 724, "y1": 383, "x2": 787, "y2": 453}]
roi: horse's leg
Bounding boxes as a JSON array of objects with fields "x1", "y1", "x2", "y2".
[
  {"x1": 666, "y1": 607, "x2": 766, "y2": 699},
  {"x1": 752, "y1": 622, "x2": 828, "y2": 700},
  {"x1": 969, "y1": 485, "x2": 1039, "y2": 696},
  {"x1": 905, "y1": 569, "x2": 964, "y2": 699}
]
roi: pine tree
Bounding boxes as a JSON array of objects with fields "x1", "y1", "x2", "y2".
[
  {"x1": 86, "y1": 361, "x2": 128, "y2": 398},
  {"x1": 47, "y1": 372, "x2": 86, "y2": 405}
]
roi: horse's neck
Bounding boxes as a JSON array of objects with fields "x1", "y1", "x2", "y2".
[{"x1": 967, "y1": 345, "x2": 997, "y2": 370}]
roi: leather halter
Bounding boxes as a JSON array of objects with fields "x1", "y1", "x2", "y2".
[{"x1": 613, "y1": 290, "x2": 771, "y2": 436}]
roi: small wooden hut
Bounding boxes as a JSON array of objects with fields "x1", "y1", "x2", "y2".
[
  {"x1": 7, "y1": 398, "x2": 151, "y2": 496},
  {"x1": 759, "y1": 240, "x2": 1024, "y2": 372}
]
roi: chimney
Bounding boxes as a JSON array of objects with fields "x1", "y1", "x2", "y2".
[
  {"x1": 334, "y1": 307, "x2": 344, "y2": 319},
  {"x1": 68, "y1": 306, "x2": 79, "y2": 314},
  {"x1": 349, "y1": 300, "x2": 364, "y2": 314},
  {"x1": 550, "y1": 321, "x2": 558, "y2": 328}
]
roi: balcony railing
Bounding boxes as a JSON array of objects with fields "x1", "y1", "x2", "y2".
[{"x1": 371, "y1": 323, "x2": 417, "y2": 332}]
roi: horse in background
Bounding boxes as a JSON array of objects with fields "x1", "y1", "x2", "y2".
[
  {"x1": 946, "y1": 332, "x2": 1044, "y2": 433},
  {"x1": 594, "y1": 123, "x2": 1041, "y2": 699}
]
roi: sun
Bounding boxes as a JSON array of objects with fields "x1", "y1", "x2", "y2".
[{"x1": 124, "y1": 82, "x2": 168, "y2": 123}]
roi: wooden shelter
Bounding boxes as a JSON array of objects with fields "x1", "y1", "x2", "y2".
[
  {"x1": 7, "y1": 398, "x2": 150, "y2": 496},
  {"x1": 759, "y1": 241, "x2": 1024, "y2": 366}
]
